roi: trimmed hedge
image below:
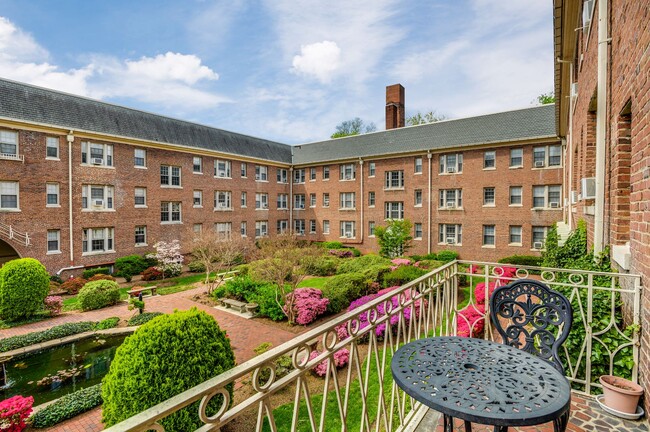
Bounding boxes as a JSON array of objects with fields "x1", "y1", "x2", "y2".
[
  {"x1": 96, "y1": 317, "x2": 120, "y2": 330},
  {"x1": 102, "y1": 309, "x2": 236, "y2": 431},
  {"x1": 216, "y1": 276, "x2": 287, "y2": 322},
  {"x1": 303, "y1": 256, "x2": 339, "y2": 276},
  {"x1": 321, "y1": 272, "x2": 366, "y2": 313},
  {"x1": 497, "y1": 255, "x2": 543, "y2": 267},
  {"x1": 114, "y1": 255, "x2": 149, "y2": 282},
  {"x1": 336, "y1": 255, "x2": 390, "y2": 275},
  {"x1": 81, "y1": 267, "x2": 110, "y2": 279},
  {"x1": 0, "y1": 321, "x2": 96, "y2": 353},
  {"x1": 0, "y1": 258, "x2": 50, "y2": 322},
  {"x1": 435, "y1": 250, "x2": 459, "y2": 263},
  {"x1": 188, "y1": 260, "x2": 206, "y2": 273},
  {"x1": 78, "y1": 280, "x2": 121, "y2": 311},
  {"x1": 30, "y1": 384, "x2": 102, "y2": 428},
  {"x1": 383, "y1": 265, "x2": 427, "y2": 287},
  {"x1": 127, "y1": 312, "x2": 163, "y2": 326}
]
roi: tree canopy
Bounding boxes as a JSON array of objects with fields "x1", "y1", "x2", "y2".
[
  {"x1": 536, "y1": 92, "x2": 556, "y2": 105},
  {"x1": 406, "y1": 111, "x2": 447, "y2": 126},
  {"x1": 331, "y1": 117, "x2": 376, "y2": 138}
]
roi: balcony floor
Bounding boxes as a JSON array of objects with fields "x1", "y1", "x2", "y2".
[{"x1": 415, "y1": 393, "x2": 648, "y2": 431}]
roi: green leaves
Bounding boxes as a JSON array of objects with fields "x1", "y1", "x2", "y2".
[
  {"x1": 375, "y1": 219, "x2": 413, "y2": 258},
  {"x1": 30, "y1": 384, "x2": 102, "y2": 428},
  {"x1": 0, "y1": 258, "x2": 49, "y2": 322}
]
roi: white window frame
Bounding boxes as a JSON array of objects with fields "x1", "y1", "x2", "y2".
[
  {"x1": 414, "y1": 157, "x2": 423, "y2": 174},
  {"x1": 368, "y1": 191, "x2": 375, "y2": 207},
  {"x1": 193, "y1": 223, "x2": 203, "y2": 234},
  {"x1": 0, "y1": 130, "x2": 19, "y2": 159},
  {"x1": 135, "y1": 226, "x2": 147, "y2": 246},
  {"x1": 47, "y1": 229, "x2": 61, "y2": 254},
  {"x1": 277, "y1": 219, "x2": 289, "y2": 234},
  {"x1": 160, "y1": 165, "x2": 181, "y2": 187},
  {"x1": 509, "y1": 186, "x2": 523, "y2": 206},
  {"x1": 241, "y1": 192, "x2": 247, "y2": 208},
  {"x1": 277, "y1": 193, "x2": 288, "y2": 210},
  {"x1": 532, "y1": 226, "x2": 549, "y2": 249},
  {"x1": 483, "y1": 225, "x2": 496, "y2": 246},
  {"x1": 323, "y1": 220, "x2": 330, "y2": 234},
  {"x1": 193, "y1": 157, "x2": 203, "y2": 174},
  {"x1": 255, "y1": 220, "x2": 268, "y2": 238},
  {"x1": 46, "y1": 137, "x2": 60, "y2": 160},
  {"x1": 510, "y1": 148, "x2": 523, "y2": 168},
  {"x1": 483, "y1": 151, "x2": 496, "y2": 169},
  {"x1": 533, "y1": 185, "x2": 562, "y2": 209},
  {"x1": 310, "y1": 167, "x2": 317, "y2": 181},
  {"x1": 368, "y1": 221, "x2": 376, "y2": 237},
  {"x1": 294, "y1": 194, "x2": 306, "y2": 210},
  {"x1": 309, "y1": 193, "x2": 317, "y2": 208},
  {"x1": 294, "y1": 219, "x2": 306, "y2": 235},
  {"x1": 483, "y1": 187, "x2": 495, "y2": 206},
  {"x1": 241, "y1": 162, "x2": 247, "y2": 178},
  {"x1": 214, "y1": 160, "x2": 232, "y2": 178},
  {"x1": 323, "y1": 193, "x2": 330, "y2": 208},
  {"x1": 339, "y1": 163, "x2": 356, "y2": 181},
  {"x1": 533, "y1": 145, "x2": 562, "y2": 168},
  {"x1": 277, "y1": 168, "x2": 288, "y2": 183},
  {"x1": 323, "y1": 166, "x2": 330, "y2": 180},
  {"x1": 439, "y1": 224, "x2": 462, "y2": 245},
  {"x1": 293, "y1": 169, "x2": 306, "y2": 184},
  {"x1": 256, "y1": 193, "x2": 269, "y2": 209},
  {"x1": 309, "y1": 219, "x2": 317, "y2": 234},
  {"x1": 81, "y1": 142, "x2": 113, "y2": 167},
  {"x1": 240, "y1": 221, "x2": 247, "y2": 237},
  {"x1": 134, "y1": 149, "x2": 147, "y2": 168},
  {"x1": 439, "y1": 153, "x2": 463, "y2": 174},
  {"x1": 414, "y1": 189, "x2": 423, "y2": 206},
  {"x1": 82, "y1": 185, "x2": 114, "y2": 211},
  {"x1": 368, "y1": 162, "x2": 376, "y2": 177},
  {"x1": 214, "y1": 191, "x2": 232, "y2": 210},
  {"x1": 82, "y1": 227, "x2": 115, "y2": 255},
  {"x1": 414, "y1": 223, "x2": 423, "y2": 240},
  {"x1": 46, "y1": 182, "x2": 60, "y2": 207},
  {"x1": 509, "y1": 226, "x2": 523, "y2": 245},
  {"x1": 255, "y1": 165, "x2": 268, "y2": 181},
  {"x1": 339, "y1": 221, "x2": 356, "y2": 238},
  {"x1": 339, "y1": 192, "x2": 356, "y2": 209},
  {"x1": 215, "y1": 222, "x2": 232, "y2": 240},
  {"x1": 384, "y1": 170, "x2": 404, "y2": 189},
  {"x1": 134, "y1": 187, "x2": 147, "y2": 208},
  {"x1": 193, "y1": 190, "x2": 203, "y2": 208},
  {"x1": 384, "y1": 201, "x2": 404, "y2": 219},
  {"x1": 161, "y1": 201, "x2": 182, "y2": 224},
  {"x1": 439, "y1": 189, "x2": 463, "y2": 209}
]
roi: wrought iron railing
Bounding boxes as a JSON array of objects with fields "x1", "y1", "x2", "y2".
[
  {"x1": 0, "y1": 222, "x2": 30, "y2": 246},
  {"x1": 103, "y1": 261, "x2": 642, "y2": 432}
]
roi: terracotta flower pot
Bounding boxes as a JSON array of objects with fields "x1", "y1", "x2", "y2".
[{"x1": 599, "y1": 375, "x2": 643, "y2": 414}]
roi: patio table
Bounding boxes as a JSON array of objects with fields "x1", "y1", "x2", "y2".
[{"x1": 391, "y1": 336, "x2": 571, "y2": 432}]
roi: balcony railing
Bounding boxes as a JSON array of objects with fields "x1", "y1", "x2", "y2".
[
  {"x1": 0, "y1": 223, "x2": 30, "y2": 246},
  {"x1": 0, "y1": 152, "x2": 24, "y2": 162},
  {"x1": 104, "y1": 261, "x2": 642, "y2": 432}
]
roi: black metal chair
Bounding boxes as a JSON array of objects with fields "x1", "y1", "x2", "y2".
[{"x1": 489, "y1": 278, "x2": 573, "y2": 432}]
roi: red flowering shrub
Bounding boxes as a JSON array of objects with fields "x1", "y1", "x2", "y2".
[
  {"x1": 88, "y1": 273, "x2": 116, "y2": 282},
  {"x1": 44, "y1": 296, "x2": 63, "y2": 316},
  {"x1": 285, "y1": 288, "x2": 329, "y2": 325},
  {"x1": 141, "y1": 267, "x2": 163, "y2": 281},
  {"x1": 309, "y1": 349, "x2": 350, "y2": 377},
  {"x1": 60, "y1": 277, "x2": 87, "y2": 295},
  {"x1": 457, "y1": 304, "x2": 485, "y2": 338},
  {"x1": 0, "y1": 395, "x2": 33, "y2": 432},
  {"x1": 474, "y1": 282, "x2": 498, "y2": 306}
]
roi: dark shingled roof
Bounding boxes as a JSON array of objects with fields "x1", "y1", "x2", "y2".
[
  {"x1": 0, "y1": 78, "x2": 292, "y2": 164},
  {"x1": 292, "y1": 104, "x2": 557, "y2": 165}
]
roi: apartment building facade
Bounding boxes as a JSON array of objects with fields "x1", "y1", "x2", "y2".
[{"x1": 0, "y1": 79, "x2": 561, "y2": 276}]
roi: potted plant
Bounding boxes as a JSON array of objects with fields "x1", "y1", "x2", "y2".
[{"x1": 599, "y1": 375, "x2": 644, "y2": 414}]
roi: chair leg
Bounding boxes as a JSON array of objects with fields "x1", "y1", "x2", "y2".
[
  {"x1": 464, "y1": 420, "x2": 472, "y2": 431},
  {"x1": 443, "y1": 414, "x2": 453, "y2": 432},
  {"x1": 553, "y1": 409, "x2": 570, "y2": 432},
  {"x1": 492, "y1": 426, "x2": 508, "y2": 432}
]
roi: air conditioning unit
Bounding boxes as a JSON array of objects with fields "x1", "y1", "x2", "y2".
[
  {"x1": 534, "y1": 161, "x2": 545, "y2": 168},
  {"x1": 550, "y1": 202, "x2": 560, "y2": 209},
  {"x1": 446, "y1": 201, "x2": 456, "y2": 209},
  {"x1": 92, "y1": 199, "x2": 104, "y2": 207},
  {"x1": 91, "y1": 158, "x2": 103, "y2": 165},
  {"x1": 446, "y1": 238, "x2": 455, "y2": 245},
  {"x1": 217, "y1": 203, "x2": 227, "y2": 209},
  {"x1": 533, "y1": 242, "x2": 544, "y2": 250},
  {"x1": 218, "y1": 173, "x2": 227, "y2": 178},
  {"x1": 570, "y1": 190, "x2": 579, "y2": 204},
  {"x1": 262, "y1": 204, "x2": 269, "y2": 209},
  {"x1": 447, "y1": 167, "x2": 456, "y2": 173},
  {"x1": 581, "y1": 177, "x2": 596, "y2": 199},
  {"x1": 345, "y1": 233, "x2": 353, "y2": 238}
]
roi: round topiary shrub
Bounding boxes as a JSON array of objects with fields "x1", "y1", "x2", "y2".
[
  {"x1": 0, "y1": 258, "x2": 49, "y2": 322},
  {"x1": 102, "y1": 308, "x2": 235, "y2": 431},
  {"x1": 77, "y1": 280, "x2": 121, "y2": 311},
  {"x1": 321, "y1": 272, "x2": 367, "y2": 313}
]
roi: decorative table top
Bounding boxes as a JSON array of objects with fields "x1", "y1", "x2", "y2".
[{"x1": 391, "y1": 336, "x2": 571, "y2": 427}]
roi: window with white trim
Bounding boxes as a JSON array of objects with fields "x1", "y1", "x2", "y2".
[
  {"x1": 82, "y1": 227, "x2": 114, "y2": 254},
  {"x1": 483, "y1": 225, "x2": 495, "y2": 246},
  {"x1": 510, "y1": 148, "x2": 523, "y2": 167},
  {"x1": 533, "y1": 145, "x2": 562, "y2": 168},
  {"x1": 368, "y1": 221, "x2": 375, "y2": 236},
  {"x1": 509, "y1": 226, "x2": 522, "y2": 244},
  {"x1": 277, "y1": 219, "x2": 289, "y2": 234},
  {"x1": 193, "y1": 223, "x2": 202, "y2": 234},
  {"x1": 340, "y1": 221, "x2": 356, "y2": 238},
  {"x1": 385, "y1": 202, "x2": 404, "y2": 219},
  {"x1": 160, "y1": 165, "x2": 181, "y2": 186},
  {"x1": 414, "y1": 189, "x2": 423, "y2": 206},
  {"x1": 414, "y1": 157, "x2": 423, "y2": 174},
  {"x1": 294, "y1": 219, "x2": 306, "y2": 235},
  {"x1": 215, "y1": 222, "x2": 232, "y2": 239},
  {"x1": 193, "y1": 190, "x2": 203, "y2": 207},
  {"x1": 135, "y1": 226, "x2": 147, "y2": 246},
  {"x1": 82, "y1": 185, "x2": 114, "y2": 210},
  {"x1": 483, "y1": 187, "x2": 495, "y2": 206},
  {"x1": 323, "y1": 193, "x2": 330, "y2": 207},
  {"x1": 293, "y1": 169, "x2": 305, "y2": 184},
  {"x1": 323, "y1": 166, "x2": 330, "y2": 180},
  {"x1": 310, "y1": 167, "x2": 316, "y2": 181},
  {"x1": 82, "y1": 142, "x2": 113, "y2": 166},
  {"x1": 255, "y1": 165, "x2": 268, "y2": 181},
  {"x1": 255, "y1": 221, "x2": 268, "y2": 237},
  {"x1": 214, "y1": 191, "x2": 232, "y2": 210},
  {"x1": 384, "y1": 170, "x2": 404, "y2": 189},
  {"x1": 134, "y1": 187, "x2": 147, "y2": 207},
  {"x1": 277, "y1": 168, "x2": 288, "y2": 183},
  {"x1": 439, "y1": 224, "x2": 462, "y2": 245},
  {"x1": 134, "y1": 149, "x2": 146, "y2": 168},
  {"x1": 309, "y1": 193, "x2": 316, "y2": 207},
  {"x1": 214, "y1": 160, "x2": 231, "y2": 178},
  {"x1": 193, "y1": 157, "x2": 202, "y2": 173},
  {"x1": 439, "y1": 189, "x2": 462, "y2": 208},
  {"x1": 368, "y1": 191, "x2": 375, "y2": 207},
  {"x1": 533, "y1": 185, "x2": 562, "y2": 208},
  {"x1": 46, "y1": 137, "x2": 59, "y2": 159},
  {"x1": 323, "y1": 220, "x2": 330, "y2": 234},
  {"x1": 339, "y1": 163, "x2": 356, "y2": 180},
  {"x1": 160, "y1": 202, "x2": 181, "y2": 223},
  {"x1": 483, "y1": 151, "x2": 496, "y2": 169},
  {"x1": 241, "y1": 192, "x2": 247, "y2": 208},
  {"x1": 439, "y1": 153, "x2": 463, "y2": 173},
  {"x1": 368, "y1": 162, "x2": 376, "y2": 177},
  {"x1": 1, "y1": 131, "x2": 18, "y2": 157},
  {"x1": 414, "y1": 223, "x2": 423, "y2": 239},
  {"x1": 277, "y1": 193, "x2": 288, "y2": 210},
  {"x1": 294, "y1": 194, "x2": 306, "y2": 209},
  {"x1": 46, "y1": 183, "x2": 59, "y2": 206},
  {"x1": 256, "y1": 193, "x2": 269, "y2": 209},
  {"x1": 241, "y1": 163, "x2": 247, "y2": 178},
  {"x1": 47, "y1": 230, "x2": 60, "y2": 253},
  {"x1": 532, "y1": 226, "x2": 548, "y2": 249},
  {"x1": 509, "y1": 186, "x2": 522, "y2": 205},
  {"x1": 339, "y1": 192, "x2": 355, "y2": 209},
  {"x1": 240, "y1": 221, "x2": 247, "y2": 236},
  {"x1": 310, "y1": 219, "x2": 317, "y2": 234}
]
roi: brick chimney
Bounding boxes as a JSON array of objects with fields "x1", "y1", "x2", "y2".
[{"x1": 386, "y1": 84, "x2": 405, "y2": 129}]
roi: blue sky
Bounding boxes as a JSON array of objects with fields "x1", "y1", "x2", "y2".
[{"x1": 0, "y1": 1, "x2": 553, "y2": 144}]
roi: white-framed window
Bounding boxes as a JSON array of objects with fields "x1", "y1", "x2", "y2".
[
  {"x1": 293, "y1": 169, "x2": 305, "y2": 184},
  {"x1": 241, "y1": 192, "x2": 247, "y2": 208},
  {"x1": 533, "y1": 185, "x2": 562, "y2": 208},
  {"x1": 415, "y1": 157, "x2": 423, "y2": 174},
  {"x1": 214, "y1": 191, "x2": 232, "y2": 210},
  {"x1": 414, "y1": 223, "x2": 423, "y2": 239},
  {"x1": 310, "y1": 219, "x2": 317, "y2": 234},
  {"x1": 134, "y1": 187, "x2": 147, "y2": 207},
  {"x1": 532, "y1": 226, "x2": 549, "y2": 249},
  {"x1": 323, "y1": 193, "x2": 330, "y2": 207},
  {"x1": 193, "y1": 190, "x2": 203, "y2": 207},
  {"x1": 215, "y1": 222, "x2": 232, "y2": 239},
  {"x1": 294, "y1": 219, "x2": 306, "y2": 235},
  {"x1": 339, "y1": 163, "x2": 356, "y2": 180},
  {"x1": 439, "y1": 189, "x2": 462, "y2": 208},
  {"x1": 46, "y1": 183, "x2": 59, "y2": 207},
  {"x1": 414, "y1": 189, "x2": 423, "y2": 206},
  {"x1": 483, "y1": 225, "x2": 495, "y2": 246},
  {"x1": 340, "y1": 221, "x2": 356, "y2": 238},
  {"x1": 323, "y1": 166, "x2": 330, "y2": 180},
  {"x1": 369, "y1": 162, "x2": 376, "y2": 177},
  {"x1": 1, "y1": 181, "x2": 19, "y2": 210},
  {"x1": 294, "y1": 194, "x2": 306, "y2": 209},
  {"x1": 255, "y1": 220, "x2": 268, "y2": 238},
  {"x1": 82, "y1": 227, "x2": 114, "y2": 254},
  {"x1": 509, "y1": 226, "x2": 522, "y2": 245},
  {"x1": 339, "y1": 192, "x2": 356, "y2": 209},
  {"x1": 509, "y1": 186, "x2": 523, "y2": 206},
  {"x1": 483, "y1": 151, "x2": 496, "y2": 169},
  {"x1": 240, "y1": 221, "x2": 247, "y2": 237},
  {"x1": 161, "y1": 201, "x2": 181, "y2": 223},
  {"x1": 47, "y1": 229, "x2": 60, "y2": 253},
  {"x1": 255, "y1": 165, "x2": 268, "y2": 181},
  {"x1": 46, "y1": 137, "x2": 59, "y2": 159},
  {"x1": 135, "y1": 226, "x2": 147, "y2": 246},
  {"x1": 384, "y1": 170, "x2": 404, "y2": 189},
  {"x1": 193, "y1": 157, "x2": 202, "y2": 174},
  {"x1": 439, "y1": 153, "x2": 463, "y2": 174},
  {"x1": 82, "y1": 185, "x2": 114, "y2": 210},
  {"x1": 277, "y1": 193, "x2": 288, "y2": 209},
  {"x1": 134, "y1": 149, "x2": 146, "y2": 168},
  {"x1": 214, "y1": 160, "x2": 231, "y2": 178},
  {"x1": 277, "y1": 168, "x2": 288, "y2": 183},
  {"x1": 368, "y1": 221, "x2": 375, "y2": 236},
  {"x1": 439, "y1": 224, "x2": 462, "y2": 245},
  {"x1": 160, "y1": 165, "x2": 181, "y2": 187},
  {"x1": 277, "y1": 219, "x2": 289, "y2": 234},
  {"x1": 323, "y1": 220, "x2": 330, "y2": 234},
  {"x1": 533, "y1": 145, "x2": 562, "y2": 168},
  {"x1": 256, "y1": 193, "x2": 269, "y2": 209},
  {"x1": 310, "y1": 167, "x2": 317, "y2": 181},
  {"x1": 385, "y1": 202, "x2": 404, "y2": 219},
  {"x1": 193, "y1": 223, "x2": 203, "y2": 234},
  {"x1": 510, "y1": 148, "x2": 523, "y2": 167},
  {"x1": 82, "y1": 142, "x2": 113, "y2": 167},
  {"x1": 483, "y1": 187, "x2": 495, "y2": 206},
  {"x1": 241, "y1": 162, "x2": 247, "y2": 178},
  {"x1": 0, "y1": 131, "x2": 19, "y2": 157},
  {"x1": 368, "y1": 191, "x2": 375, "y2": 207},
  {"x1": 309, "y1": 193, "x2": 317, "y2": 208}
]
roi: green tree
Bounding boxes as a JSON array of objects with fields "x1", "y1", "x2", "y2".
[
  {"x1": 406, "y1": 110, "x2": 447, "y2": 126},
  {"x1": 374, "y1": 219, "x2": 413, "y2": 258},
  {"x1": 536, "y1": 92, "x2": 555, "y2": 105},
  {"x1": 331, "y1": 117, "x2": 376, "y2": 138},
  {"x1": 0, "y1": 258, "x2": 49, "y2": 321}
]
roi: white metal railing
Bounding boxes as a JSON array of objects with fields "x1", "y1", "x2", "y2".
[
  {"x1": 0, "y1": 222, "x2": 30, "y2": 246},
  {"x1": 0, "y1": 153, "x2": 24, "y2": 162},
  {"x1": 103, "y1": 261, "x2": 642, "y2": 432}
]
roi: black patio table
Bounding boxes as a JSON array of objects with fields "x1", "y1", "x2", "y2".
[{"x1": 391, "y1": 336, "x2": 571, "y2": 432}]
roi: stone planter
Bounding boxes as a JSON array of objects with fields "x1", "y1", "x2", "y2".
[
  {"x1": 599, "y1": 375, "x2": 644, "y2": 414},
  {"x1": 245, "y1": 302, "x2": 259, "y2": 314}
]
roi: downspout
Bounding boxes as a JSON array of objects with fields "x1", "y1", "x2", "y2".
[
  {"x1": 567, "y1": 63, "x2": 575, "y2": 229},
  {"x1": 427, "y1": 151, "x2": 432, "y2": 254},
  {"x1": 67, "y1": 131, "x2": 75, "y2": 263},
  {"x1": 594, "y1": 0, "x2": 610, "y2": 254},
  {"x1": 289, "y1": 167, "x2": 293, "y2": 229},
  {"x1": 359, "y1": 159, "x2": 364, "y2": 242}
]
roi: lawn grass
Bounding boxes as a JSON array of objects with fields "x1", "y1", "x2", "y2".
[{"x1": 297, "y1": 277, "x2": 330, "y2": 289}]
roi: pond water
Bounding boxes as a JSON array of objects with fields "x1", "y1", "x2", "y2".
[{"x1": 0, "y1": 334, "x2": 127, "y2": 405}]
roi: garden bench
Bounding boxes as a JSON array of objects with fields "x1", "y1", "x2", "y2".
[
  {"x1": 221, "y1": 298, "x2": 247, "y2": 313},
  {"x1": 127, "y1": 286, "x2": 157, "y2": 298}
]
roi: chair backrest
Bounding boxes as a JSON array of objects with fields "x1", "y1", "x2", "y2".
[{"x1": 489, "y1": 279, "x2": 572, "y2": 373}]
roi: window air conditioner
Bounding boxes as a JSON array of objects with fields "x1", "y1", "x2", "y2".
[
  {"x1": 262, "y1": 204, "x2": 269, "y2": 209},
  {"x1": 91, "y1": 158, "x2": 104, "y2": 165},
  {"x1": 534, "y1": 161, "x2": 545, "y2": 168},
  {"x1": 533, "y1": 242, "x2": 544, "y2": 250},
  {"x1": 446, "y1": 238, "x2": 455, "y2": 245},
  {"x1": 550, "y1": 202, "x2": 560, "y2": 209},
  {"x1": 446, "y1": 201, "x2": 456, "y2": 209},
  {"x1": 447, "y1": 167, "x2": 456, "y2": 173},
  {"x1": 92, "y1": 199, "x2": 104, "y2": 207},
  {"x1": 581, "y1": 177, "x2": 596, "y2": 199},
  {"x1": 345, "y1": 233, "x2": 353, "y2": 238},
  {"x1": 218, "y1": 203, "x2": 227, "y2": 209}
]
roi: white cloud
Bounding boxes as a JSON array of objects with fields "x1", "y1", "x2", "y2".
[
  {"x1": 125, "y1": 52, "x2": 218, "y2": 84},
  {"x1": 291, "y1": 41, "x2": 340, "y2": 83}
]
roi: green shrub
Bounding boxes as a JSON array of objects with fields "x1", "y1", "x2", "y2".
[
  {"x1": 102, "y1": 309, "x2": 235, "y2": 431},
  {"x1": 0, "y1": 258, "x2": 50, "y2": 322},
  {"x1": 88, "y1": 273, "x2": 116, "y2": 282},
  {"x1": 60, "y1": 277, "x2": 87, "y2": 295},
  {"x1": 497, "y1": 255, "x2": 542, "y2": 267},
  {"x1": 435, "y1": 250, "x2": 459, "y2": 263},
  {"x1": 127, "y1": 312, "x2": 164, "y2": 326},
  {"x1": 416, "y1": 259, "x2": 444, "y2": 270},
  {"x1": 31, "y1": 384, "x2": 103, "y2": 428},
  {"x1": 234, "y1": 264, "x2": 250, "y2": 276},
  {"x1": 321, "y1": 241, "x2": 344, "y2": 249},
  {"x1": 322, "y1": 272, "x2": 366, "y2": 313},
  {"x1": 141, "y1": 266, "x2": 163, "y2": 281},
  {"x1": 410, "y1": 253, "x2": 438, "y2": 261},
  {"x1": 0, "y1": 321, "x2": 96, "y2": 352},
  {"x1": 50, "y1": 274, "x2": 64, "y2": 284},
  {"x1": 78, "y1": 280, "x2": 121, "y2": 311},
  {"x1": 114, "y1": 255, "x2": 149, "y2": 282},
  {"x1": 188, "y1": 260, "x2": 206, "y2": 273},
  {"x1": 359, "y1": 264, "x2": 392, "y2": 284},
  {"x1": 96, "y1": 317, "x2": 120, "y2": 330},
  {"x1": 348, "y1": 247, "x2": 362, "y2": 257},
  {"x1": 82, "y1": 267, "x2": 110, "y2": 279},
  {"x1": 217, "y1": 275, "x2": 263, "y2": 301},
  {"x1": 336, "y1": 255, "x2": 390, "y2": 275},
  {"x1": 248, "y1": 284, "x2": 286, "y2": 321},
  {"x1": 383, "y1": 266, "x2": 427, "y2": 287},
  {"x1": 303, "y1": 256, "x2": 339, "y2": 276}
]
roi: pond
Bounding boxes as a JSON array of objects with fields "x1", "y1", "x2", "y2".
[{"x1": 0, "y1": 333, "x2": 127, "y2": 405}]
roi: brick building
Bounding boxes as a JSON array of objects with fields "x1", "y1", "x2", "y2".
[
  {"x1": 554, "y1": 0, "x2": 650, "y2": 412},
  {"x1": 0, "y1": 78, "x2": 561, "y2": 276}
]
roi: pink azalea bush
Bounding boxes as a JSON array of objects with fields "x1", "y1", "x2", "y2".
[
  {"x1": 474, "y1": 282, "x2": 498, "y2": 306},
  {"x1": 309, "y1": 349, "x2": 350, "y2": 377},
  {"x1": 284, "y1": 288, "x2": 329, "y2": 325},
  {"x1": 389, "y1": 258, "x2": 411, "y2": 271},
  {"x1": 329, "y1": 249, "x2": 353, "y2": 258},
  {"x1": 457, "y1": 304, "x2": 485, "y2": 338},
  {"x1": 0, "y1": 395, "x2": 33, "y2": 432},
  {"x1": 43, "y1": 296, "x2": 63, "y2": 316}
]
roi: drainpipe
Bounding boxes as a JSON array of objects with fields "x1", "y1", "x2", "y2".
[
  {"x1": 594, "y1": 0, "x2": 610, "y2": 255},
  {"x1": 66, "y1": 131, "x2": 75, "y2": 263},
  {"x1": 289, "y1": 167, "x2": 293, "y2": 230},
  {"x1": 359, "y1": 159, "x2": 364, "y2": 242},
  {"x1": 567, "y1": 62, "x2": 575, "y2": 229},
  {"x1": 427, "y1": 151, "x2": 432, "y2": 254}
]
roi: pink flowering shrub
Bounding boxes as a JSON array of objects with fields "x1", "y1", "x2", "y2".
[
  {"x1": 309, "y1": 349, "x2": 351, "y2": 377},
  {"x1": 457, "y1": 304, "x2": 485, "y2": 338},
  {"x1": 43, "y1": 296, "x2": 63, "y2": 316},
  {"x1": 469, "y1": 264, "x2": 481, "y2": 274},
  {"x1": 329, "y1": 249, "x2": 353, "y2": 258},
  {"x1": 389, "y1": 258, "x2": 411, "y2": 270},
  {"x1": 0, "y1": 395, "x2": 33, "y2": 432},
  {"x1": 474, "y1": 282, "x2": 498, "y2": 306},
  {"x1": 284, "y1": 288, "x2": 329, "y2": 325}
]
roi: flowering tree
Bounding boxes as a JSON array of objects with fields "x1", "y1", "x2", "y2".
[
  {"x1": 374, "y1": 219, "x2": 413, "y2": 258},
  {"x1": 191, "y1": 231, "x2": 252, "y2": 294},
  {"x1": 148, "y1": 240, "x2": 183, "y2": 280}
]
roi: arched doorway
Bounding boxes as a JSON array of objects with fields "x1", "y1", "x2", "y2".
[{"x1": 0, "y1": 239, "x2": 20, "y2": 266}]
